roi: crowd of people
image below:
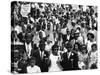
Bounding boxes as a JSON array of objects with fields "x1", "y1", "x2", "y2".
[{"x1": 11, "y1": 1, "x2": 98, "y2": 73}]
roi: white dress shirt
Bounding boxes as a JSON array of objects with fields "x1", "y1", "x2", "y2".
[{"x1": 27, "y1": 65, "x2": 41, "y2": 73}]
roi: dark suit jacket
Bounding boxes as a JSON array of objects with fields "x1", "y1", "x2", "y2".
[
  {"x1": 31, "y1": 49, "x2": 50, "y2": 72},
  {"x1": 60, "y1": 51, "x2": 79, "y2": 71}
]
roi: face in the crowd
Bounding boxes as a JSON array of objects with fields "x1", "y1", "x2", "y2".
[
  {"x1": 53, "y1": 47, "x2": 58, "y2": 55},
  {"x1": 82, "y1": 49, "x2": 87, "y2": 54},
  {"x1": 21, "y1": 59, "x2": 26, "y2": 64},
  {"x1": 87, "y1": 34, "x2": 91, "y2": 40},
  {"x1": 66, "y1": 29, "x2": 70, "y2": 35},
  {"x1": 67, "y1": 47, "x2": 72, "y2": 52},
  {"x1": 39, "y1": 32, "x2": 43, "y2": 39},
  {"x1": 74, "y1": 44, "x2": 79, "y2": 50},
  {"x1": 92, "y1": 44, "x2": 97, "y2": 52},
  {"x1": 75, "y1": 33, "x2": 79, "y2": 38},
  {"x1": 21, "y1": 22, "x2": 24, "y2": 26},
  {"x1": 71, "y1": 29, "x2": 75, "y2": 35},
  {"x1": 88, "y1": 34, "x2": 94, "y2": 41},
  {"x1": 26, "y1": 36, "x2": 32, "y2": 44},
  {"x1": 30, "y1": 60, "x2": 36, "y2": 67}
]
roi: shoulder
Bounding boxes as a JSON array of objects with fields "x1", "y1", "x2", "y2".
[
  {"x1": 34, "y1": 65, "x2": 40, "y2": 69},
  {"x1": 27, "y1": 66, "x2": 31, "y2": 69}
]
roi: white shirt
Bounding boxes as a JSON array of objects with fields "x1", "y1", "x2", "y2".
[
  {"x1": 14, "y1": 25, "x2": 22, "y2": 34},
  {"x1": 39, "y1": 51, "x2": 44, "y2": 59},
  {"x1": 45, "y1": 41, "x2": 54, "y2": 51},
  {"x1": 49, "y1": 54, "x2": 61, "y2": 72},
  {"x1": 76, "y1": 34, "x2": 84, "y2": 44},
  {"x1": 27, "y1": 65, "x2": 41, "y2": 73},
  {"x1": 25, "y1": 43, "x2": 32, "y2": 52},
  {"x1": 25, "y1": 42, "x2": 32, "y2": 57}
]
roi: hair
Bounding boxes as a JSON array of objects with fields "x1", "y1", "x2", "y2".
[
  {"x1": 81, "y1": 44, "x2": 88, "y2": 53},
  {"x1": 90, "y1": 33, "x2": 94, "y2": 39},
  {"x1": 73, "y1": 42, "x2": 81, "y2": 50},
  {"x1": 87, "y1": 33, "x2": 94, "y2": 39},
  {"x1": 91, "y1": 43, "x2": 97, "y2": 49},
  {"x1": 65, "y1": 43, "x2": 72, "y2": 49},
  {"x1": 52, "y1": 44, "x2": 59, "y2": 52}
]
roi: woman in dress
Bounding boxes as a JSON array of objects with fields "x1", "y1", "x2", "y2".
[
  {"x1": 88, "y1": 43, "x2": 97, "y2": 69},
  {"x1": 48, "y1": 44, "x2": 62, "y2": 72},
  {"x1": 78, "y1": 44, "x2": 89, "y2": 70}
]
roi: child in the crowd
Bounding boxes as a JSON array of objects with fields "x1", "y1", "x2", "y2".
[{"x1": 27, "y1": 57, "x2": 41, "y2": 73}]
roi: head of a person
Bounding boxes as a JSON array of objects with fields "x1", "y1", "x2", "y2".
[
  {"x1": 30, "y1": 57, "x2": 36, "y2": 67},
  {"x1": 39, "y1": 31, "x2": 43, "y2": 39},
  {"x1": 47, "y1": 40, "x2": 51, "y2": 44},
  {"x1": 11, "y1": 30, "x2": 17, "y2": 42},
  {"x1": 39, "y1": 40, "x2": 45, "y2": 51},
  {"x1": 21, "y1": 22, "x2": 24, "y2": 26},
  {"x1": 74, "y1": 42, "x2": 80, "y2": 51},
  {"x1": 21, "y1": 58, "x2": 27, "y2": 64},
  {"x1": 81, "y1": 44, "x2": 88, "y2": 54},
  {"x1": 66, "y1": 29, "x2": 70, "y2": 35},
  {"x1": 71, "y1": 29, "x2": 75, "y2": 35},
  {"x1": 74, "y1": 30, "x2": 80, "y2": 39},
  {"x1": 91, "y1": 43, "x2": 97, "y2": 52},
  {"x1": 52, "y1": 44, "x2": 59, "y2": 55},
  {"x1": 87, "y1": 33, "x2": 94, "y2": 41},
  {"x1": 25, "y1": 33, "x2": 32, "y2": 44},
  {"x1": 65, "y1": 43, "x2": 72, "y2": 52}
]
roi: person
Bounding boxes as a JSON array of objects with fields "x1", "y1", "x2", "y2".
[
  {"x1": 31, "y1": 40, "x2": 50, "y2": 72},
  {"x1": 27, "y1": 57, "x2": 41, "y2": 73},
  {"x1": 11, "y1": 57, "x2": 19, "y2": 73},
  {"x1": 45, "y1": 40, "x2": 54, "y2": 52},
  {"x1": 24, "y1": 33, "x2": 33, "y2": 58},
  {"x1": 73, "y1": 42, "x2": 81, "y2": 53},
  {"x1": 75, "y1": 29, "x2": 84, "y2": 45},
  {"x1": 18, "y1": 58, "x2": 28, "y2": 73},
  {"x1": 86, "y1": 33, "x2": 96, "y2": 53},
  {"x1": 78, "y1": 44, "x2": 88, "y2": 70},
  {"x1": 88, "y1": 43, "x2": 97, "y2": 69},
  {"x1": 60, "y1": 43, "x2": 79, "y2": 71},
  {"x1": 49, "y1": 44, "x2": 62, "y2": 72}
]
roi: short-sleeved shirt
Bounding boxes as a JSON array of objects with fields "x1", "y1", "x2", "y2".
[{"x1": 27, "y1": 65, "x2": 41, "y2": 73}]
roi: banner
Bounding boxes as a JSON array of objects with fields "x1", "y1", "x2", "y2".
[{"x1": 20, "y1": 4, "x2": 31, "y2": 17}]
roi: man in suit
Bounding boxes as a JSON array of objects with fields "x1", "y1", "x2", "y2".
[
  {"x1": 24, "y1": 32, "x2": 34, "y2": 58},
  {"x1": 60, "y1": 43, "x2": 79, "y2": 71},
  {"x1": 31, "y1": 40, "x2": 50, "y2": 72}
]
